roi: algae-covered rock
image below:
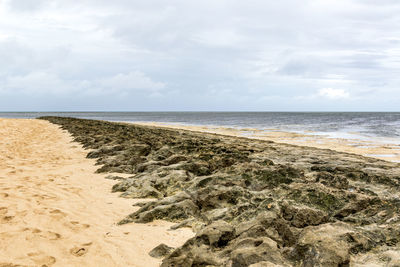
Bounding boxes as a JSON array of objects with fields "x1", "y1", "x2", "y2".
[
  {"x1": 229, "y1": 237, "x2": 287, "y2": 267},
  {"x1": 281, "y1": 202, "x2": 329, "y2": 228},
  {"x1": 196, "y1": 220, "x2": 235, "y2": 247},
  {"x1": 149, "y1": 243, "x2": 174, "y2": 258},
  {"x1": 290, "y1": 223, "x2": 352, "y2": 267},
  {"x1": 316, "y1": 171, "x2": 349, "y2": 189}
]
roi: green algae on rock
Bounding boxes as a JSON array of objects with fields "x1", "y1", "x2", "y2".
[{"x1": 39, "y1": 116, "x2": 400, "y2": 267}]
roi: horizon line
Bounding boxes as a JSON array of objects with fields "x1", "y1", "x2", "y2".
[{"x1": 1, "y1": 111, "x2": 400, "y2": 113}]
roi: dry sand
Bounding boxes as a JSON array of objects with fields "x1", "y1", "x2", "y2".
[
  {"x1": 0, "y1": 118, "x2": 193, "y2": 267},
  {"x1": 131, "y1": 122, "x2": 400, "y2": 163}
]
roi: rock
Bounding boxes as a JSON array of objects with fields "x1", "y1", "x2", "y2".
[
  {"x1": 112, "y1": 178, "x2": 135, "y2": 192},
  {"x1": 161, "y1": 221, "x2": 235, "y2": 266},
  {"x1": 126, "y1": 144, "x2": 151, "y2": 156},
  {"x1": 151, "y1": 145, "x2": 173, "y2": 161},
  {"x1": 352, "y1": 248, "x2": 400, "y2": 267},
  {"x1": 290, "y1": 223, "x2": 351, "y2": 267},
  {"x1": 253, "y1": 165, "x2": 303, "y2": 188},
  {"x1": 162, "y1": 242, "x2": 221, "y2": 267},
  {"x1": 169, "y1": 218, "x2": 195, "y2": 230},
  {"x1": 120, "y1": 198, "x2": 199, "y2": 224},
  {"x1": 316, "y1": 171, "x2": 349, "y2": 189},
  {"x1": 87, "y1": 144, "x2": 125, "y2": 158},
  {"x1": 281, "y1": 202, "x2": 329, "y2": 228},
  {"x1": 249, "y1": 261, "x2": 285, "y2": 267},
  {"x1": 196, "y1": 220, "x2": 235, "y2": 248},
  {"x1": 162, "y1": 155, "x2": 188, "y2": 165},
  {"x1": 136, "y1": 161, "x2": 162, "y2": 172},
  {"x1": 121, "y1": 183, "x2": 163, "y2": 199},
  {"x1": 236, "y1": 211, "x2": 296, "y2": 247},
  {"x1": 193, "y1": 185, "x2": 249, "y2": 211},
  {"x1": 149, "y1": 243, "x2": 174, "y2": 258},
  {"x1": 105, "y1": 175, "x2": 126, "y2": 181},
  {"x1": 333, "y1": 198, "x2": 370, "y2": 219},
  {"x1": 229, "y1": 237, "x2": 286, "y2": 267},
  {"x1": 181, "y1": 161, "x2": 211, "y2": 176},
  {"x1": 204, "y1": 208, "x2": 229, "y2": 221}
]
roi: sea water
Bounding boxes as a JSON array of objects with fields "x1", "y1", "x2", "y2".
[{"x1": 1, "y1": 112, "x2": 400, "y2": 142}]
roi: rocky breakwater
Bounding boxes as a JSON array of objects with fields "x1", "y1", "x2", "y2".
[{"x1": 39, "y1": 117, "x2": 400, "y2": 267}]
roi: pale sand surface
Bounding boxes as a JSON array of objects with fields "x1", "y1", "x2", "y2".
[
  {"x1": 0, "y1": 118, "x2": 193, "y2": 267},
  {"x1": 132, "y1": 122, "x2": 400, "y2": 163}
]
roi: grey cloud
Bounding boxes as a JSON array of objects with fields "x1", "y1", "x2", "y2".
[
  {"x1": 0, "y1": 70, "x2": 165, "y2": 97},
  {"x1": 0, "y1": 0, "x2": 400, "y2": 111},
  {"x1": 6, "y1": 0, "x2": 49, "y2": 12}
]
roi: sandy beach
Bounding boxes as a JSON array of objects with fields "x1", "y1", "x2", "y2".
[
  {"x1": 0, "y1": 118, "x2": 193, "y2": 267},
  {"x1": 2, "y1": 117, "x2": 400, "y2": 266}
]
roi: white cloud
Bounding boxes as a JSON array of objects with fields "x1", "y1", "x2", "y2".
[
  {"x1": 0, "y1": 71, "x2": 165, "y2": 96},
  {"x1": 98, "y1": 71, "x2": 165, "y2": 91},
  {"x1": 192, "y1": 30, "x2": 243, "y2": 47},
  {"x1": 6, "y1": 0, "x2": 49, "y2": 12},
  {"x1": 1, "y1": 71, "x2": 68, "y2": 94},
  {"x1": 318, "y1": 88, "x2": 350, "y2": 99}
]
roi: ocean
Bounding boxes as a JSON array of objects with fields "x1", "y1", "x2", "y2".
[{"x1": 1, "y1": 112, "x2": 400, "y2": 142}]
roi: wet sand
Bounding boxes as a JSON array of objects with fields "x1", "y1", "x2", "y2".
[
  {"x1": 0, "y1": 118, "x2": 193, "y2": 266},
  {"x1": 131, "y1": 122, "x2": 400, "y2": 163}
]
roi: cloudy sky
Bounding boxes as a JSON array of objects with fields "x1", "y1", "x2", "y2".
[{"x1": 0, "y1": 0, "x2": 399, "y2": 111}]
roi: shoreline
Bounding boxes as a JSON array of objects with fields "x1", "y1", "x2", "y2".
[{"x1": 126, "y1": 121, "x2": 400, "y2": 163}]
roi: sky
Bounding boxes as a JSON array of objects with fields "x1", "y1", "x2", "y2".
[{"x1": 0, "y1": 0, "x2": 399, "y2": 111}]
